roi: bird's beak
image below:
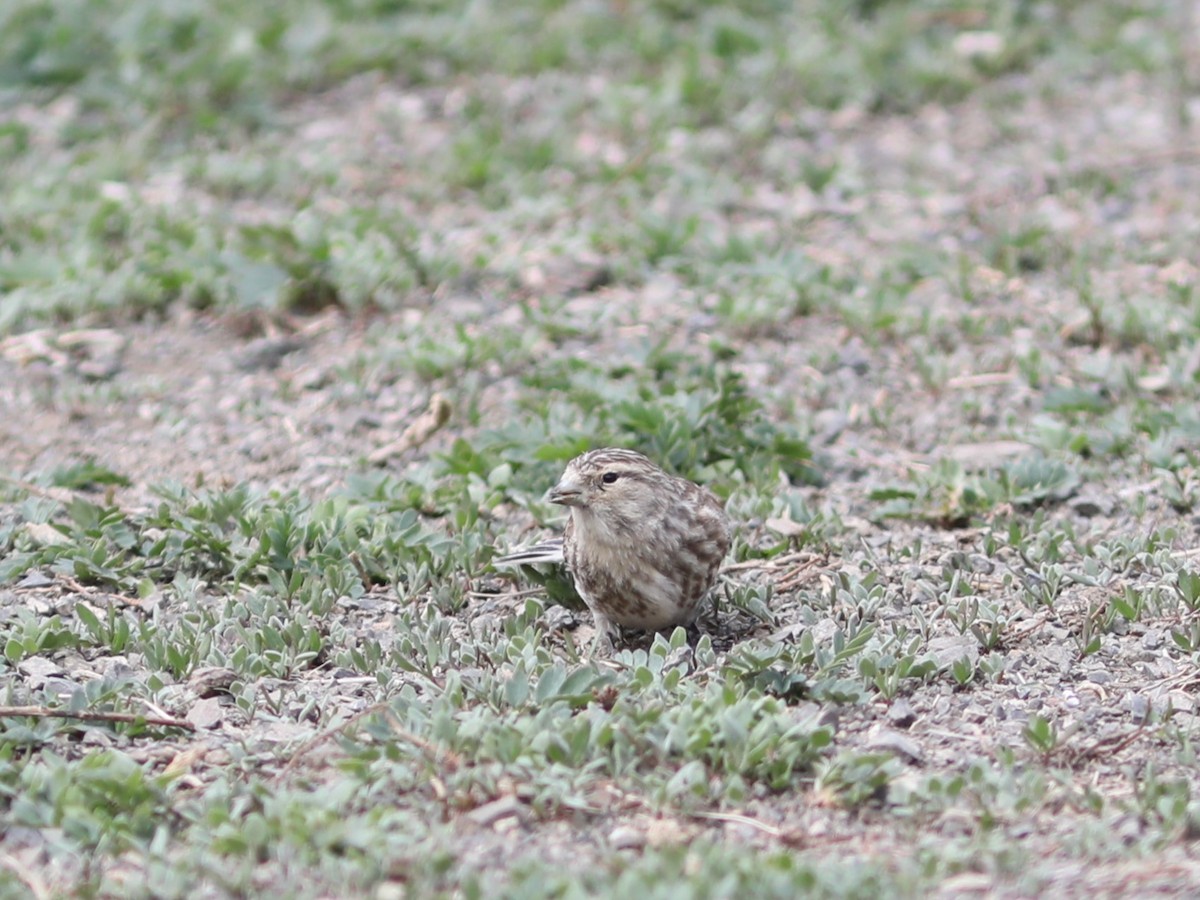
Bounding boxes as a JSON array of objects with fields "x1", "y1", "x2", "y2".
[{"x1": 546, "y1": 477, "x2": 584, "y2": 506}]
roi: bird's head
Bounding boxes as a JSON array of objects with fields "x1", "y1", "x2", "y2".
[{"x1": 546, "y1": 448, "x2": 668, "y2": 520}]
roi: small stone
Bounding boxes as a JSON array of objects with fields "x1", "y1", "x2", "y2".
[
  {"x1": 810, "y1": 619, "x2": 839, "y2": 646},
  {"x1": 645, "y1": 817, "x2": 693, "y2": 848},
  {"x1": 465, "y1": 795, "x2": 524, "y2": 828},
  {"x1": 23, "y1": 523, "x2": 71, "y2": 547},
  {"x1": 81, "y1": 728, "x2": 115, "y2": 747},
  {"x1": 1167, "y1": 691, "x2": 1196, "y2": 713},
  {"x1": 17, "y1": 657, "x2": 64, "y2": 688},
  {"x1": 188, "y1": 667, "x2": 237, "y2": 697},
  {"x1": 263, "y1": 721, "x2": 315, "y2": 743},
  {"x1": 940, "y1": 551, "x2": 971, "y2": 570},
  {"x1": 968, "y1": 555, "x2": 995, "y2": 575},
  {"x1": 817, "y1": 706, "x2": 841, "y2": 729},
  {"x1": 15, "y1": 572, "x2": 54, "y2": 589},
  {"x1": 926, "y1": 634, "x2": 979, "y2": 669},
  {"x1": 1069, "y1": 493, "x2": 1114, "y2": 518},
  {"x1": 235, "y1": 336, "x2": 305, "y2": 372},
  {"x1": 1044, "y1": 625, "x2": 1070, "y2": 642},
  {"x1": 1129, "y1": 694, "x2": 1150, "y2": 724},
  {"x1": 97, "y1": 656, "x2": 133, "y2": 678},
  {"x1": 609, "y1": 826, "x2": 645, "y2": 850},
  {"x1": 186, "y1": 697, "x2": 225, "y2": 730},
  {"x1": 540, "y1": 606, "x2": 578, "y2": 631},
  {"x1": 865, "y1": 727, "x2": 923, "y2": 763},
  {"x1": 886, "y1": 697, "x2": 917, "y2": 728},
  {"x1": 764, "y1": 516, "x2": 806, "y2": 538}
]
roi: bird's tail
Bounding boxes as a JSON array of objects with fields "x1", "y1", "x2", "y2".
[{"x1": 492, "y1": 538, "x2": 565, "y2": 567}]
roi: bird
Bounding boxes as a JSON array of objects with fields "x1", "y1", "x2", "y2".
[{"x1": 494, "y1": 448, "x2": 732, "y2": 650}]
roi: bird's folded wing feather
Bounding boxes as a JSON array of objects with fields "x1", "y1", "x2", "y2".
[{"x1": 493, "y1": 538, "x2": 565, "y2": 567}]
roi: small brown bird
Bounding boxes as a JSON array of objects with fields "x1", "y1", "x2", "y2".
[{"x1": 495, "y1": 448, "x2": 732, "y2": 649}]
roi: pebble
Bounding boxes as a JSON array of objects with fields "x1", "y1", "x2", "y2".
[
  {"x1": 1128, "y1": 694, "x2": 1150, "y2": 723},
  {"x1": 866, "y1": 727, "x2": 923, "y2": 763},
  {"x1": 609, "y1": 826, "x2": 646, "y2": 850},
  {"x1": 887, "y1": 697, "x2": 917, "y2": 728},
  {"x1": 465, "y1": 796, "x2": 525, "y2": 828},
  {"x1": 1068, "y1": 493, "x2": 1115, "y2": 518}
]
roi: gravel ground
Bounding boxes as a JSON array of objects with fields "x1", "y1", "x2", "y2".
[{"x1": 4, "y1": 21, "x2": 1200, "y2": 896}]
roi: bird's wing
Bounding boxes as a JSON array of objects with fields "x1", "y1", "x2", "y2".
[{"x1": 492, "y1": 537, "x2": 566, "y2": 567}]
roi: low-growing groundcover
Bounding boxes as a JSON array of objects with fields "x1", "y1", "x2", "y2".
[{"x1": 4, "y1": 0, "x2": 1200, "y2": 896}]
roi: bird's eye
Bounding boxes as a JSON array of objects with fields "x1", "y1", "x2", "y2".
[{"x1": 601, "y1": 472, "x2": 620, "y2": 484}]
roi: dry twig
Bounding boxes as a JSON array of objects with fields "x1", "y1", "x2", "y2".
[
  {"x1": 368, "y1": 393, "x2": 452, "y2": 465},
  {"x1": 0, "y1": 705, "x2": 194, "y2": 731}
]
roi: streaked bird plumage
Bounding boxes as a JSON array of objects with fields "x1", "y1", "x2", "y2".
[{"x1": 494, "y1": 448, "x2": 731, "y2": 649}]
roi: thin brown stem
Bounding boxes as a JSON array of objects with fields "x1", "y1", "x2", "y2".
[{"x1": 0, "y1": 705, "x2": 194, "y2": 731}]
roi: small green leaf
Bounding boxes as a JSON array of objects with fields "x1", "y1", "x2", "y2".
[
  {"x1": 504, "y1": 668, "x2": 529, "y2": 707},
  {"x1": 74, "y1": 603, "x2": 103, "y2": 642},
  {"x1": 5, "y1": 638, "x2": 24, "y2": 664}
]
